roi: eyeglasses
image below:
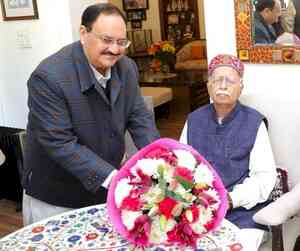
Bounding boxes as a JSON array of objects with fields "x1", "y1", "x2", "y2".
[
  {"x1": 210, "y1": 76, "x2": 242, "y2": 86},
  {"x1": 90, "y1": 31, "x2": 131, "y2": 48}
]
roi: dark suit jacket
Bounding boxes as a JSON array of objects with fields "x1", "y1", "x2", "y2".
[
  {"x1": 23, "y1": 41, "x2": 159, "y2": 208},
  {"x1": 254, "y1": 11, "x2": 277, "y2": 44}
]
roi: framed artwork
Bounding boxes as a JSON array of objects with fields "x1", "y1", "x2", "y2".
[
  {"x1": 167, "y1": 14, "x2": 179, "y2": 25},
  {"x1": 0, "y1": 0, "x2": 38, "y2": 21},
  {"x1": 131, "y1": 20, "x2": 142, "y2": 29},
  {"x1": 234, "y1": 0, "x2": 300, "y2": 64},
  {"x1": 123, "y1": 0, "x2": 148, "y2": 11},
  {"x1": 126, "y1": 10, "x2": 146, "y2": 21}
]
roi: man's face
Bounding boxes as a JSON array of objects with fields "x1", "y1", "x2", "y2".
[
  {"x1": 207, "y1": 66, "x2": 243, "y2": 107},
  {"x1": 80, "y1": 14, "x2": 127, "y2": 74},
  {"x1": 266, "y1": 0, "x2": 282, "y2": 24}
]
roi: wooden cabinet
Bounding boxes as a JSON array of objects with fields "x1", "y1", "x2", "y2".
[{"x1": 158, "y1": 0, "x2": 200, "y2": 47}]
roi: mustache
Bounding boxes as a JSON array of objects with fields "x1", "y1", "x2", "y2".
[
  {"x1": 215, "y1": 90, "x2": 230, "y2": 96},
  {"x1": 102, "y1": 51, "x2": 121, "y2": 57}
]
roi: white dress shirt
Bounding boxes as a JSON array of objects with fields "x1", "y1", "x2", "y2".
[{"x1": 179, "y1": 121, "x2": 277, "y2": 209}]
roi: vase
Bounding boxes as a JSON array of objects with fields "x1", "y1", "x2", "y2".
[{"x1": 160, "y1": 64, "x2": 170, "y2": 73}]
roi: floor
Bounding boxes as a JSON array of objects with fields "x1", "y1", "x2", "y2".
[{"x1": 0, "y1": 87, "x2": 193, "y2": 238}]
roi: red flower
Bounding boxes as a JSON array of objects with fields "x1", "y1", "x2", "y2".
[
  {"x1": 182, "y1": 205, "x2": 199, "y2": 224},
  {"x1": 121, "y1": 196, "x2": 143, "y2": 211},
  {"x1": 158, "y1": 197, "x2": 177, "y2": 219},
  {"x1": 129, "y1": 215, "x2": 151, "y2": 247},
  {"x1": 145, "y1": 147, "x2": 177, "y2": 166},
  {"x1": 174, "y1": 167, "x2": 193, "y2": 182},
  {"x1": 129, "y1": 168, "x2": 152, "y2": 188},
  {"x1": 167, "y1": 222, "x2": 200, "y2": 248}
]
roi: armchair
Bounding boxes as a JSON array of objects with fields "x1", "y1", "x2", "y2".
[{"x1": 175, "y1": 40, "x2": 208, "y2": 72}]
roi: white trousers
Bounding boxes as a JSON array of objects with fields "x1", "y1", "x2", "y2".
[
  {"x1": 22, "y1": 191, "x2": 73, "y2": 226},
  {"x1": 237, "y1": 228, "x2": 267, "y2": 251}
]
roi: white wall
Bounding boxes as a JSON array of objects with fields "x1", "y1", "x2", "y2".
[
  {"x1": 0, "y1": 0, "x2": 73, "y2": 129},
  {"x1": 204, "y1": 1, "x2": 300, "y2": 250}
]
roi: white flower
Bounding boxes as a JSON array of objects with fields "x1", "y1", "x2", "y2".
[
  {"x1": 141, "y1": 184, "x2": 164, "y2": 205},
  {"x1": 131, "y1": 158, "x2": 166, "y2": 178},
  {"x1": 121, "y1": 210, "x2": 142, "y2": 230},
  {"x1": 114, "y1": 178, "x2": 133, "y2": 208},
  {"x1": 190, "y1": 205, "x2": 214, "y2": 234},
  {"x1": 205, "y1": 188, "x2": 221, "y2": 210},
  {"x1": 149, "y1": 216, "x2": 176, "y2": 244},
  {"x1": 173, "y1": 149, "x2": 197, "y2": 171},
  {"x1": 194, "y1": 163, "x2": 214, "y2": 186}
]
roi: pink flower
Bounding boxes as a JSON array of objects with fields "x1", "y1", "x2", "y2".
[
  {"x1": 167, "y1": 222, "x2": 200, "y2": 248},
  {"x1": 128, "y1": 215, "x2": 151, "y2": 247},
  {"x1": 174, "y1": 167, "x2": 193, "y2": 182},
  {"x1": 145, "y1": 147, "x2": 178, "y2": 166},
  {"x1": 158, "y1": 197, "x2": 178, "y2": 219}
]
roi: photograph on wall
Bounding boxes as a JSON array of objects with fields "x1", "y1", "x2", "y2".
[
  {"x1": 167, "y1": 13, "x2": 179, "y2": 24},
  {"x1": 132, "y1": 30, "x2": 148, "y2": 53},
  {"x1": 123, "y1": 0, "x2": 148, "y2": 11},
  {"x1": 0, "y1": 0, "x2": 39, "y2": 21},
  {"x1": 126, "y1": 10, "x2": 146, "y2": 21},
  {"x1": 131, "y1": 20, "x2": 142, "y2": 29}
]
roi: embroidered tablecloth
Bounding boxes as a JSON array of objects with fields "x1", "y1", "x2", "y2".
[{"x1": 0, "y1": 204, "x2": 242, "y2": 251}]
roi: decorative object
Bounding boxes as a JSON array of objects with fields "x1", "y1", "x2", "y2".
[
  {"x1": 0, "y1": 0, "x2": 38, "y2": 21},
  {"x1": 234, "y1": 0, "x2": 300, "y2": 64},
  {"x1": 126, "y1": 10, "x2": 146, "y2": 21},
  {"x1": 130, "y1": 29, "x2": 151, "y2": 53},
  {"x1": 159, "y1": 0, "x2": 200, "y2": 47},
  {"x1": 107, "y1": 138, "x2": 227, "y2": 249},
  {"x1": 131, "y1": 20, "x2": 142, "y2": 29},
  {"x1": 167, "y1": 13, "x2": 179, "y2": 24},
  {"x1": 123, "y1": 0, "x2": 148, "y2": 11},
  {"x1": 148, "y1": 40, "x2": 176, "y2": 72}
]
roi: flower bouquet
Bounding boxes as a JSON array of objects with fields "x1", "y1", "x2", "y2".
[
  {"x1": 148, "y1": 41, "x2": 175, "y2": 72},
  {"x1": 107, "y1": 138, "x2": 227, "y2": 249}
]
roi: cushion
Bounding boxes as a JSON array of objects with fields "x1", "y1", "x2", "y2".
[
  {"x1": 253, "y1": 182, "x2": 300, "y2": 226},
  {"x1": 191, "y1": 44, "x2": 206, "y2": 60}
]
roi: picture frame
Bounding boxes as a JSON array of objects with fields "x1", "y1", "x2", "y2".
[
  {"x1": 167, "y1": 14, "x2": 179, "y2": 25},
  {"x1": 126, "y1": 10, "x2": 146, "y2": 21},
  {"x1": 0, "y1": 0, "x2": 38, "y2": 21},
  {"x1": 234, "y1": 0, "x2": 300, "y2": 64},
  {"x1": 123, "y1": 0, "x2": 148, "y2": 11},
  {"x1": 132, "y1": 30, "x2": 148, "y2": 53},
  {"x1": 131, "y1": 20, "x2": 142, "y2": 29}
]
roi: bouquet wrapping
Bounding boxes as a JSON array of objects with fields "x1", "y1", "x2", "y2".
[{"x1": 107, "y1": 138, "x2": 227, "y2": 248}]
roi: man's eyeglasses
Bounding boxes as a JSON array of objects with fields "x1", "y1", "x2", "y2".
[
  {"x1": 90, "y1": 31, "x2": 131, "y2": 49},
  {"x1": 210, "y1": 76, "x2": 242, "y2": 86}
]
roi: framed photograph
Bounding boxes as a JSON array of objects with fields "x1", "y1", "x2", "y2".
[
  {"x1": 131, "y1": 20, "x2": 142, "y2": 29},
  {"x1": 0, "y1": 0, "x2": 38, "y2": 21},
  {"x1": 167, "y1": 14, "x2": 179, "y2": 25},
  {"x1": 127, "y1": 29, "x2": 152, "y2": 55},
  {"x1": 123, "y1": 0, "x2": 148, "y2": 11},
  {"x1": 126, "y1": 10, "x2": 146, "y2": 21}
]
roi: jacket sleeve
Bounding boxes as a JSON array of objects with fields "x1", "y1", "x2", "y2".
[
  {"x1": 27, "y1": 71, "x2": 115, "y2": 193},
  {"x1": 126, "y1": 60, "x2": 160, "y2": 149}
]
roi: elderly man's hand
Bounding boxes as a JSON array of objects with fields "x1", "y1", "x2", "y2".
[{"x1": 227, "y1": 193, "x2": 233, "y2": 211}]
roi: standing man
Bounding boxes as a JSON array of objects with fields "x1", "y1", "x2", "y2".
[
  {"x1": 180, "y1": 54, "x2": 277, "y2": 250},
  {"x1": 254, "y1": 0, "x2": 282, "y2": 44},
  {"x1": 22, "y1": 3, "x2": 159, "y2": 225}
]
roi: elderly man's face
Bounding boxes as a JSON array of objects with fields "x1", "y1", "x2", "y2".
[
  {"x1": 80, "y1": 14, "x2": 127, "y2": 74},
  {"x1": 207, "y1": 66, "x2": 243, "y2": 107}
]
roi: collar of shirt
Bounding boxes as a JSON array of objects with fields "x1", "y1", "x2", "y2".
[{"x1": 89, "y1": 64, "x2": 111, "y2": 89}]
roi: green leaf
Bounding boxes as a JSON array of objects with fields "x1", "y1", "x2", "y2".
[
  {"x1": 175, "y1": 175, "x2": 194, "y2": 190},
  {"x1": 165, "y1": 190, "x2": 189, "y2": 203}
]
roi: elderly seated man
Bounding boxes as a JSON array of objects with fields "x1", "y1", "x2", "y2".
[{"x1": 179, "y1": 54, "x2": 277, "y2": 250}]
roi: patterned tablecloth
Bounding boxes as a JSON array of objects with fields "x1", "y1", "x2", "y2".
[{"x1": 0, "y1": 204, "x2": 242, "y2": 251}]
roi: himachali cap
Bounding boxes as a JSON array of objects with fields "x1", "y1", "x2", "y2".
[{"x1": 208, "y1": 54, "x2": 244, "y2": 77}]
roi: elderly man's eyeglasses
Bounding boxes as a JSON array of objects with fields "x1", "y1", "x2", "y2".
[
  {"x1": 90, "y1": 31, "x2": 131, "y2": 48},
  {"x1": 210, "y1": 76, "x2": 242, "y2": 86}
]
